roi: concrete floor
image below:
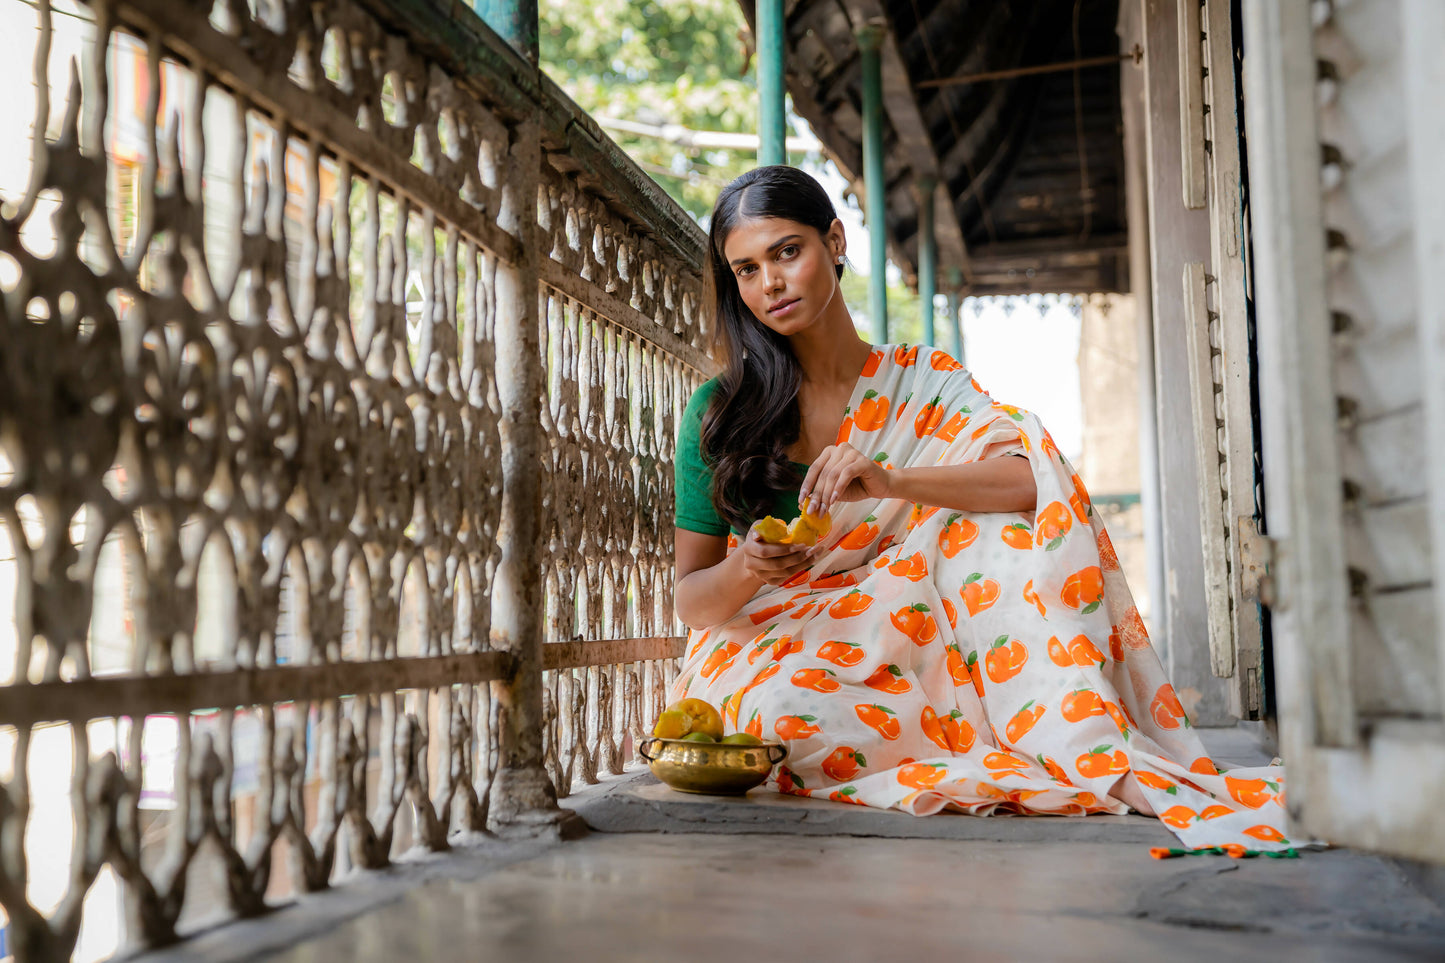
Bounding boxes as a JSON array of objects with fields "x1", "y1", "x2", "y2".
[{"x1": 138, "y1": 728, "x2": 1445, "y2": 963}]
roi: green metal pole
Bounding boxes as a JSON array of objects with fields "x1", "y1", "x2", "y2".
[
  {"x1": 946, "y1": 266, "x2": 965, "y2": 365},
  {"x1": 757, "y1": 0, "x2": 787, "y2": 166},
  {"x1": 476, "y1": 0, "x2": 539, "y2": 63},
  {"x1": 917, "y1": 177, "x2": 937, "y2": 346},
  {"x1": 858, "y1": 25, "x2": 888, "y2": 344}
]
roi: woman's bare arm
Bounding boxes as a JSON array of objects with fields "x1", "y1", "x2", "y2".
[
  {"x1": 801, "y1": 444, "x2": 1037, "y2": 517},
  {"x1": 673, "y1": 527, "x2": 818, "y2": 631},
  {"x1": 885, "y1": 455, "x2": 1037, "y2": 514}
]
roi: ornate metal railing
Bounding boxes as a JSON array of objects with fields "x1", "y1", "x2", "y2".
[{"x1": 0, "y1": 0, "x2": 708, "y2": 958}]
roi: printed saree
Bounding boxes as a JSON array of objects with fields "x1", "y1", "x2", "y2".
[{"x1": 671, "y1": 344, "x2": 1292, "y2": 852}]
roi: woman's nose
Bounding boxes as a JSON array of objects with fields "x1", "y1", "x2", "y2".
[{"x1": 761, "y1": 265, "x2": 783, "y2": 293}]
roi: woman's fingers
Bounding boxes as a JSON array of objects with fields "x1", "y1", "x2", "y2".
[{"x1": 800, "y1": 446, "x2": 836, "y2": 514}]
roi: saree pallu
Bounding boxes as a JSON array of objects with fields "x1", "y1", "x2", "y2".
[{"x1": 672, "y1": 344, "x2": 1292, "y2": 852}]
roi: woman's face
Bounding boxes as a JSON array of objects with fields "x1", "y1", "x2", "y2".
[{"x1": 721, "y1": 216, "x2": 846, "y2": 336}]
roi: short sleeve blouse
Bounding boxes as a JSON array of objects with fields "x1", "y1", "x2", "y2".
[{"x1": 674, "y1": 378, "x2": 808, "y2": 537}]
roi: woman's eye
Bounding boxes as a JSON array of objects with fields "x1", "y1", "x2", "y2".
[
  {"x1": 779, "y1": 245, "x2": 799, "y2": 259},
  {"x1": 736, "y1": 265, "x2": 755, "y2": 278}
]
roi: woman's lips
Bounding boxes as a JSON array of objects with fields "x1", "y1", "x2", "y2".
[{"x1": 768, "y1": 298, "x2": 800, "y2": 317}]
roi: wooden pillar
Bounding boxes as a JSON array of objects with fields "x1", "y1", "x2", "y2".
[{"x1": 1135, "y1": 0, "x2": 1234, "y2": 724}]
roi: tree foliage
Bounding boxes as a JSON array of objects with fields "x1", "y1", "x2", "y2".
[{"x1": 540, "y1": 0, "x2": 759, "y2": 219}]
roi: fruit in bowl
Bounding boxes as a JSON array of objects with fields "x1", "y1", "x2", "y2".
[
  {"x1": 652, "y1": 697, "x2": 725, "y2": 740},
  {"x1": 642, "y1": 699, "x2": 787, "y2": 795}
]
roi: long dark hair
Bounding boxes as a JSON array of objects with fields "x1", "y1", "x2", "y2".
[{"x1": 700, "y1": 166, "x2": 845, "y2": 534}]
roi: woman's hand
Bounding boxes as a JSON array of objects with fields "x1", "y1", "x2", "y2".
[
  {"x1": 799, "y1": 443, "x2": 895, "y2": 516},
  {"x1": 739, "y1": 521, "x2": 819, "y2": 587}
]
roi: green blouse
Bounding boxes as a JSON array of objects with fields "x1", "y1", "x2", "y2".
[{"x1": 674, "y1": 377, "x2": 808, "y2": 537}]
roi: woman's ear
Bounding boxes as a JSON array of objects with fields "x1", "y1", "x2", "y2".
[{"x1": 826, "y1": 217, "x2": 847, "y2": 262}]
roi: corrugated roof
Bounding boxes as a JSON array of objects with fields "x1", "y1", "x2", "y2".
[{"x1": 748, "y1": 0, "x2": 1128, "y2": 295}]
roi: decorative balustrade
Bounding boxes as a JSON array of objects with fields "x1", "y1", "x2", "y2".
[{"x1": 0, "y1": 0, "x2": 709, "y2": 958}]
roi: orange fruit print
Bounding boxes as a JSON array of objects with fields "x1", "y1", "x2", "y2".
[
  {"x1": 929, "y1": 350, "x2": 962, "y2": 371},
  {"x1": 700, "y1": 641, "x2": 742, "y2": 679},
  {"x1": 1135, "y1": 771, "x2": 1176, "y2": 793},
  {"x1": 809, "y1": 570, "x2": 859, "y2": 590},
  {"x1": 837, "y1": 410, "x2": 855, "y2": 444},
  {"x1": 1061, "y1": 689, "x2": 1107, "y2": 723},
  {"x1": 1076, "y1": 745, "x2": 1129, "y2": 778},
  {"x1": 838, "y1": 516, "x2": 880, "y2": 551},
  {"x1": 1243, "y1": 825, "x2": 1288, "y2": 843},
  {"x1": 964, "y1": 650, "x2": 986, "y2": 697},
  {"x1": 920, "y1": 706, "x2": 953, "y2": 752},
  {"x1": 816, "y1": 640, "x2": 866, "y2": 667},
  {"x1": 1022, "y1": 579, "x2": 1047, "y2": 618},
  {"x1": 961, "y1": 573, "x2": 1001, "y2": 615},
  {"x1": 1097, "y1": 529, "x2": 1120, "y2": 572},
  {"x1": 829, "y1": 589, "x2": 874, "y2": 619},
  {"x1": 894, "y1": 344, "x2": 920, "y2": 367},
  {"x1": 985, "y1": 636, "x2": 1029, "y2": 683},
  {"x1": 822, "y1": 746, "x2": 866, "y2": 781},
  {"x1": 1037, "y1": 754, "x2": 1072, "y2": 785},
  {"x1": 1225, "y1": 776, "x2": 1277, "y2": 809},
  {"x1": 898, "y1": 762, "x2": 947, "y2": 789},
  {"x1": 1047, "y1": 636, "x2": 1072, "y2": 667},
  {"x1": 1060, "y1": 566, "x2": 1105, "y2": 614},
  {"x1": 906, "y1": 503, "x2": 940, "y2": 530},
  {"x1": 943, "y1": 712, "x2": 976, "y2": 752},
  {"x1": 1150, "y1": 684, "x2": 1188, "y2": 730},
  {"x1": 940, "y1": 596, "x2": 958, "y2": 629},
  {"x1": 865, "y1": 663, "x2": 912, "y2": 694},
  {"x1": 830, "y1": 786, "x2": 865, "y2": 805},
  {"x1": 1001, "y1": 522, "x2": 1033, "y2": 550},
  {"x1": 914, "y1": 396, "x2": 945, "y2": 437},
  {"x1": 936, "y1": 409, "x2": 968, "y2": 442},
  {"x1": 890, "y1": 603, "x2": 938, "y2": 646},
  {"x1": 861, "y1": 347, "x2": 884, "y2": 377},
  {"x1": 745, "y1": 710, "x2": 762, "y2": 739},
  {"x1": 854, "y1": 390, "x2": 889, "y2": 431},
  {"x1": 749, "y1": 632, "x2": 803, "y2": 666},
  {"x1": 775, "y1": 715, "x2": 821, "y2": 740},
  {"x1": 1160, "y1": 806, "x2": 1196, "y2": 829},
  {"x1": 888, "y1": 552, "x2": 930, "y2": 581},
  {"x1": 855, "y1": 703, "x2": 901, "y2": 740},
  {"x1": 738, "y1": 662, "x2": 780, "y2": 700},
  {"x1": 939, "y1": 514, "x2": 980, "y2": 557},
  {"x1": 944, "y1": 644, "x2": 970, "y2": 687},
  {"x1": 1005, "y1": 701, "x2": 1046, "y2": 742},
  {"x1": 1035, "y1": 501, "x2": 1073, "y2": 550},
  {"x1": 1067, "y1": 634, "x2": 1105, "y2": 667},
  {"x1": 791, "y1": 667, "x2": 841, "y2": 693}
]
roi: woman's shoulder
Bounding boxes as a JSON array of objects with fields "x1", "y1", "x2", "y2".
[{"x1": 683, "y1": 376, "x2": 723, "y2": 417}]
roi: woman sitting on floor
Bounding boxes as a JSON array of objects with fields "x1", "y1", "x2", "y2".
[{"x1": 669, "y1": 165, "x2": 1289, "y2": 853}]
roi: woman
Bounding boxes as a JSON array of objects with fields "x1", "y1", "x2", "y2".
[{"x1": 671, "y1": 166, "x2": 1290, "y2": 853}]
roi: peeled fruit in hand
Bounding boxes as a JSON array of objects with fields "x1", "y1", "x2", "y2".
[
  {"x1": 756, "y1": 509, "x2": 833, "y2": 547},
  {"x1": 653, "y1": 698, "x2": 725, "y2": 740},
  {"x1": 720, "y1": 732, "x2": 764, "y2": 746}
]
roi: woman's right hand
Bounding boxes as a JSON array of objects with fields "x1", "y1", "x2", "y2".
[{"x1": 738, "y1": 521, "x2": 820, "y2": 587}]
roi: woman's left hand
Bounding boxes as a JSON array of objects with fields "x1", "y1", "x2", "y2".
[{"x1": 799, "y1": 443, "x2": 895, "y2": 516}]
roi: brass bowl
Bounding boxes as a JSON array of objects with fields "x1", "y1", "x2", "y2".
[{"x1": 638, "y1": 737, "x2": 788, "y2": 795}]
